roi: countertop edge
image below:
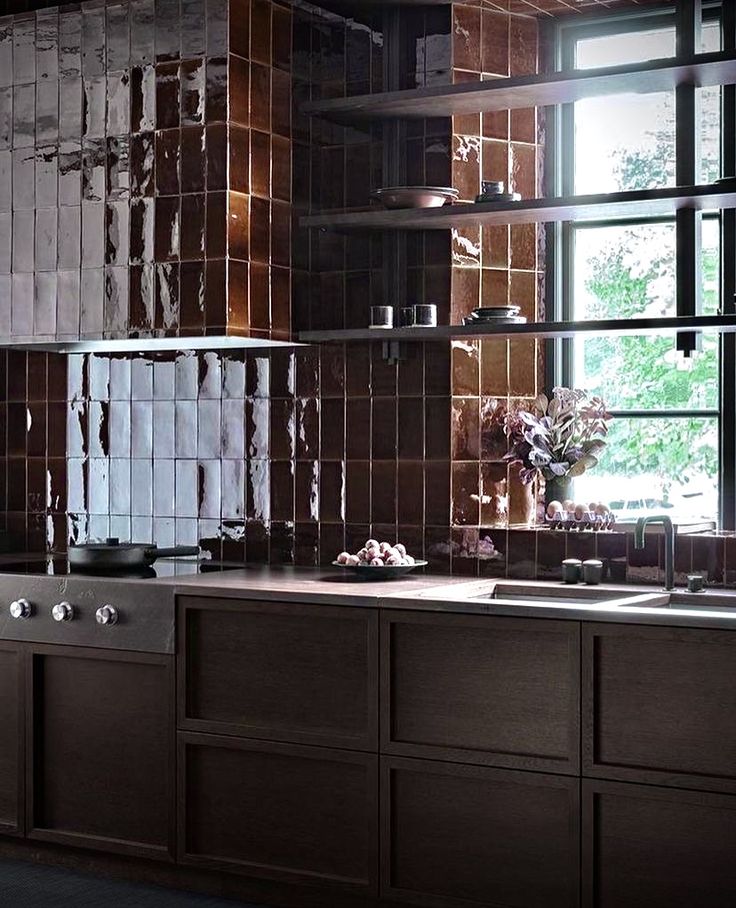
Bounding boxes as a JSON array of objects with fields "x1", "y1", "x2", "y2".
[{"x1": 167, "y1": 567, "x2": 736, "y2": 630}]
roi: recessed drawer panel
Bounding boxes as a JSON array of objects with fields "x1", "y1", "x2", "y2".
[
  {"x1": 383, "y1": 756, "x2": 579, "y2": 908},
  {"x1": 29, "y1": 646, "x2": 173, "y2": 859},
  {"x1": 178, "y1": 597, "x2": 378, "y2": 750},
  {"x1": 382, "y1": 611, "x2": 580, "y2": 772},
  {"x1": 0, "y1": 644, "x2": 21, "y2": 835},
  {"x1": 179, "y1": 732, "x2": 378, "y2": 892},
  {"x1": 583, "y1": 779, "x2": 736, "y2": 908},
  {"x1": 583, "y1": 623, "x2": 736, "y2": 791}
]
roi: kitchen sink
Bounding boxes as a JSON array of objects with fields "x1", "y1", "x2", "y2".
[
  {"x1": 414, "y1": 580, "x2": 736, "y2": 615},
  {"x1": 415, "y1": 580, "x2": 671, "y2": 610},
  {"x1": 661, "y1": 592, "x2": 736, "y2": 612},
  {"x1": 473, "y1": 583, "x2": 670, "y2": 609}
]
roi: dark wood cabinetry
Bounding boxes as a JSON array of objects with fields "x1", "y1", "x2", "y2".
[
  {"x1": 583, "y1": 623, "x2": 736, "y2": 792},
  {"x1": 382, "y1": 756, "x2": 579, "y2": 908},
  {"x1": 583, "y1": 779, "x2": 736, "y2": 908},
  {"x1": 179, "y1": 597, "x2": 378, "y2": 750},
  {"x1": 0, "y1": 643, "x2": 22, "y2": 835},
  {"x1": 6, "y1": 592, "x2": 736, "y2": 908},
  {"x1": 382, "y1": 611, "x2": 580, "y2": 773},
  {"x1": 179, "y1": 732, "x2": 378, "y2": 892},
  {"x1": 28, "y1": 645, "x2": 174, "y2": 860}
]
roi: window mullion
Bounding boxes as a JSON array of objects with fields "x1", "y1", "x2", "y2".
[
  {"x1": 675, "y1": 0, "x2": 703, "y2": 357},
  {"x1": 720, "y1": 0, "x2": 736, "y2": 530}
]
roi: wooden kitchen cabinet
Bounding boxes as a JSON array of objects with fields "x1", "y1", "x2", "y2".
[
  {"x1": 178, "y1": 731, "x2": 379, "y2": 892},
  {"x1": 0, "y1": 643, "x2": 22, "y2": 835},
  {"x1": 583, "y1": 778, "x2": 736, "y2": 908},
  {"x1": 27, "y1": 645, "x2": 174, "y2": 860},
  {"x1": 381, "y1": 611, "x2": 580, "y2": 773},
  {"x1": 382, "y1": 755, "x2": 580, "y2": 908},
  {"x1": 178, "y1": 596, "x2": 378, "y2": 750},
  {"x1": 583, "y1": 623, "x2": 736, "y2": 792}
]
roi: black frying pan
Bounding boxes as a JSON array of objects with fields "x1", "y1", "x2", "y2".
[{"x1": 68, "y1": 538, "x2": 201, "y2": 571}]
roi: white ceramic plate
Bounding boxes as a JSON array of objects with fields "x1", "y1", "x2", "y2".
[{"x1": 331, "y1": 560, "x2": 428, "y2": 580}]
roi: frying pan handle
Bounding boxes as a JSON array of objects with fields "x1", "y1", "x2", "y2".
[{"x1": 147, "y1": 546, "x2": 201, "y2": 559}]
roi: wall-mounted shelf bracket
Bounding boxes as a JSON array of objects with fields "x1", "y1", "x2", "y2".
[{"x1": 382, "y1": 340, "x2": 406, "y2": 364}]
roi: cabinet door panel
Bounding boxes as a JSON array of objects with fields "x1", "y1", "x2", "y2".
[
  {"x1": 583, "y1": 779, "x2": 736, "y2": 908},
  {"x1": 0, "y1": 644, "x2": 22, "y2": 835},
  {"x1": 179, "y1": 597, "x2": 378, "y2": 750},
  {"x1": 382, "y1": 756, "x2": 579, "y2": 908},
  {"x1": 583, "y1": 623, "x2": 736, "y2": 791},
  {"x1": 28, "y1": 646, "x2": 173, "y2": 859},
  {"x1": 179, "y1": 732, "x2": 378, "y2": 892},
  {"x1": 382, "y1": 611, "x2": 579, "y2": 772}
]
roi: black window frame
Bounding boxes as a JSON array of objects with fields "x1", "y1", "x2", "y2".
[{"x1": 543, "y1": 0, "x2": 736, "y2": 529}]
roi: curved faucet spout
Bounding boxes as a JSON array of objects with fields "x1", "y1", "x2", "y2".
[{"x1": 634, "y1": 515, "x2": 675, "y2": 591}]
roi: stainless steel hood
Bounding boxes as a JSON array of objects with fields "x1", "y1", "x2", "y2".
[{"x1": 0, "y1": 337, "x2": 304, "y2": 354}]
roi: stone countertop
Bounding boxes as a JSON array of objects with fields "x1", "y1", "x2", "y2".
[
  {"x1": 169, "y1": 565, "x2": 472, "y2": 605},
  {"x1": 170, "y1": 566, "x2": 736, "y2": 630}
]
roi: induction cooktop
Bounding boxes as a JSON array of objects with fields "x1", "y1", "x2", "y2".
[{"x1": 0, "y1": 555, "x2": 246, "y2": 579}]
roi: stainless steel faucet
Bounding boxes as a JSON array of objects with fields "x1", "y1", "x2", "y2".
[{"x1": 634, "y1": 515, "x2": 675, "y2": 591}]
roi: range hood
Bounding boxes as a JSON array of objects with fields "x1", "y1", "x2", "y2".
[
  {"x1": 1, "y1": 336, "x2": 302, "y2": 354},
  {"x1": 0, "y1": 1, "x2": 294, "y2": 354}
]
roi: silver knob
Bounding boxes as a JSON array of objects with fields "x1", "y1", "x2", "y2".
[
  {"x1": 9, "y1": 598, "x2": 32, "y2": 619},
  {"x1": 52, "y1": 602, "x2": 74, "y2": 622},
  {"x1": 95, "y1": 605, "x2": 118, "y2": 627}
]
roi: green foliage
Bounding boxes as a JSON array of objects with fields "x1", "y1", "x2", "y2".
[{"x1": 577, "y1": 103, "x2": 720, "y2": 490}]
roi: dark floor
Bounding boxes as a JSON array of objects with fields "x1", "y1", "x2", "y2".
[{"x1": 0, "y1": 859, "x2": 266, "y2": 907}]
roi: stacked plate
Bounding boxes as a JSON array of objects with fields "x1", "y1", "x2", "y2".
[{"x1": 463, "y1": 305, "x2": 526, "y2": 326}]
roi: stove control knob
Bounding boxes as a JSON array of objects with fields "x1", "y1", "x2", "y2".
[
  {"x1": 95, "y1": 605, "x2": 118, "y2": 627},
  {"x1": 52, "y1": 602, "x2": 74, "y2": 622},
  {"x1": 9, "y1": 599, "x2": 32, "y2": 619}
]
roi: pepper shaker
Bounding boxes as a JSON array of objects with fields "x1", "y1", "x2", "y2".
[{"x1": 582, "y1": 558, "x2": 603, "y2": 585}]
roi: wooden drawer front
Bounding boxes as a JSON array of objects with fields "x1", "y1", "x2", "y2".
[
  {"x1": 179, "y1": 733, "x2": 378, "y2": 892},
  {"x1": 382, "y1": 756, "x2": 579, "y2": 908},
  {"x1": 583, "y1": 623, "x2": 736, "y2": 791},
  {"x1": 29, "y1": 647, "x2": 173, "y2": 859},
  {"x1": 382, "y1": 611, "x2": 580, "y2": 772},
  {"x1": 583, "y1": 779, "x2": 736, "y2": 908},
  {"x1": 179, "y1": 597, "x2": 378, "y2": 750},
  {"x1": 0, "y1": 645, "x2": 22, "y2": 835}
]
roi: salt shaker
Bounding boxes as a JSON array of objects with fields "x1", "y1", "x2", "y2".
[
  {"x1": 582, "y1": 558, "x2": 604, "y2": 585},
  {"x1": 561, "y1": 558, "x2": 582, "y2": 584}
]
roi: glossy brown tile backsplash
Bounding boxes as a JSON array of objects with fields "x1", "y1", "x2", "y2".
[
  {"x1": 8, "y1": 343, "x2": 730, "y2": 587},
  {"x1": 0, "y1": 0, "x2": 292, "y2": 341}
]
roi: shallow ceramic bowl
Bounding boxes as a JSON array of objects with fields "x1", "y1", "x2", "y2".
[
  {"x1": 331, "y1": 560, "x2": 428, "y2": 581},
  {"x1": 372, "y1": 187, "x2": 459, "y2": 210}
]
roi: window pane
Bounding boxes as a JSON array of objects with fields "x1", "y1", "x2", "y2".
[
  {"x1": 574, "y1": 27, "x2": 675, "y2": 194},
  {"x1": 572, "y1": 221, "x2": 719, "y2": 410},
  {"x1": 701, "y1": 18, "x2": 722, "y2": 183},
  {"x1": 574, "y1": 92, "x2": 674, "y2": 194},
  {"x1": 576, "y1": 28, "x2": 675, "y2": 69},
  {"x1": 574, "y1": 417, "x2": 718, "y2": 522},
  {"x1": 702, "y1": 85, "x2": 721, "y2": 184},
  {"x1": 574, "y1": 21, "x2": 720, "y2": 193},
  {"x1": 702, "y1": 19, "x2": 721, "y2": 54}
]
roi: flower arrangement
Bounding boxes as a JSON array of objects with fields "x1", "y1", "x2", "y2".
[{"x1": 505, "y1": 388, "x2": 612, "y2": 485}]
